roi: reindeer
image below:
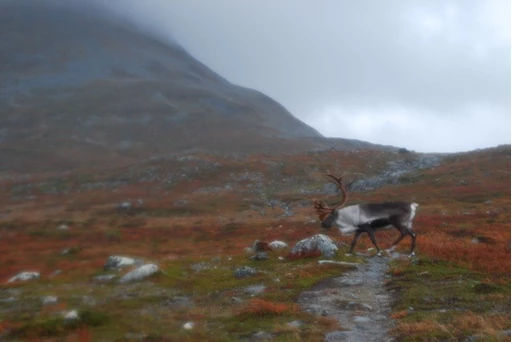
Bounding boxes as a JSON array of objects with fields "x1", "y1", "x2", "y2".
[{"x1": 314, "y1": 174, "x2": 419, "y2": 257}]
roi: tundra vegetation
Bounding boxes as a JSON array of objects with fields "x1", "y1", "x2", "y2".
[{"x1": 0, "y1": 146, "x2": 509, "y2": 341}]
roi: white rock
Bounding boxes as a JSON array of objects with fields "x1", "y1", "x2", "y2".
[
  {"x1": 7, "y1": 271, "x2": 40, "y2": 283},
  {"x1": 183, "y1": 321, "x2": 194, "y2": 330},
  {"x1": 57, "y1": 224, "x2": 69, "y2": 230},
  {"x1": 42, "y1": 296, "x2": 58, "y2": 305},
  {"x1": 119, "y1": 264, "x2": 160, "y2": 283},
  {"x1": 290, "y1": 234, "x2": 338, "y2": 258},
  {"x1": 269, "y1": 240, "x2": 288, "y2": 249},
  {"x1": 64, "y1": 310, "x2": 79, "y2": 320},
  {"x1": 104, "y1": 256, "x2": 136, "y2": 270}
]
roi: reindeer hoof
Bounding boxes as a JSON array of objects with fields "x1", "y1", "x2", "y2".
[{"x1": 408, "y1": 252, "x2": 416, "y2": 258}]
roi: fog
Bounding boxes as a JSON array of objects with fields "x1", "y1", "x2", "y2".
[{"x1": 78, "y1": 1, "x2": 512, "y2": 152}]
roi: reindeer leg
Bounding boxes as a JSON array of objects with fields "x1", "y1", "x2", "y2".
[
  {"x1": 406, "y1": 228, "x2": 417, "y2": 257},
  {"x1": 365, "y1": 227, "x2": 383, "y2": 256},
  {"x1": 389, "y1": 221, "x2": 417, "y2": 257},
  {"x1": 347, "y1": 230, "x2": 362, "y2": 256},
  {"x1": 388, "y1": 233, "x2": 406, "y2": 252}
]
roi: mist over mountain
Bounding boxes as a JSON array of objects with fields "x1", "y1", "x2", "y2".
[{"x1": 0, "y1": 1, "x2": 393, "y2": 172}]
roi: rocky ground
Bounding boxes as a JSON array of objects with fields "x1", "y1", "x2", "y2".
[{"x1": 299, "y1": 253, "x2": 398, "y2": 342}]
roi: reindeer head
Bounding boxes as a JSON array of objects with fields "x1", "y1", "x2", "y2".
[{"x1": 314, "y1": 173, "x2": 350, "y2": 229}]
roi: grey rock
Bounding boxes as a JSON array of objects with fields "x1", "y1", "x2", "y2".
[
  {"x1": 325, "y1": 331, "x2": 351, "y2": 342},
  {"x1": 119, "y1": 264, "x2": 160, "y2": 283},
  {"x1": 244, "y1": 285, "x2": 266, "y2": 296},
  {"x1": 287, "y1": 320, "x2": 302, "y2": 328},
  {"x1": 354, "y1": 316, "x2": 373, "y2": 323},
  {"x1": 268, "y1": 240, "x2": 288, "y2": 249},
  {"x1": 231, "y1": 297, "x2": 243, "y2": 304},
  {"x1": 57, "y1": 224, "x2": 69, "y2": 230},
  {"x1": 234, "y1": 266, "x2": 257, "y2": 279},
  {"x1": 104, "y1": 256, "x2": 138, "y2": 270},
  {"x1": 7, "y1": 271, "x2": 40, "y2": 283},
  {"x1": 42, "y1": 296, "x2": 58, "y2": 305},
  {"x1": 250, "y1": 331, "x2": 273, "y2": 341},
  {"x1": 191, "y1": 262, "x2": 210, "y2": 272},
  {"x1": 250, "y1": 252, "x2": 269, "y2": 261},
  {"x1": 64, "y1": 310, "x2": 79, "y2": 320},
  {"x1": 291, "y1": 234, "x2": 338, "y2": 259}
]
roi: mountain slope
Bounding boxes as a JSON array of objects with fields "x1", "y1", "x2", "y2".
[{"x1": 0, "y1": 1, "x2": 393, "y2": 172}]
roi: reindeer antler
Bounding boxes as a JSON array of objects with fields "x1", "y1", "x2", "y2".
[
  {"x1": 314, "y1": 200, "x2": 332, "y2": 221},
  {"x1": 323, "y1": 173, "x2": 349, "y2": 210},
  {"x1": 314, "y1": 173, "x2": 351, "y2": 221}
]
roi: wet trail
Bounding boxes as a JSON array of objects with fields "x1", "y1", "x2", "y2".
[{"x1": 298, "y1": 256, "x2": 395, "y2": 342}]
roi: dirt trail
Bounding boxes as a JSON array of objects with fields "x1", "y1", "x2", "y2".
[{"x1": 298, "y1": 255, "x2": 396, "y2": 342}]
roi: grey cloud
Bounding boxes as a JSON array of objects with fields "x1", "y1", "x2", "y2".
[{"x1": 69, "y1": 0, "x2": 512, "y2": 152}]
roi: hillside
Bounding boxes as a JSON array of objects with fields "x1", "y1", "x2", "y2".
[
  {"x1": 0, "y1": 1, "x2": 401, "y2": 174},
  {"x1": 1, "y1": 1, "x2": 362, "y2": 172},
  {"x1": 0, "y1": 145, "x2": 509, "y2": 340}
]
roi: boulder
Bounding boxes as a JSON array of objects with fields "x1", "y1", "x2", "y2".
[
  {"x1": 269, "y1": 240, "x2": 288, "y2": 249},
  {"x1": 290, "y1": 234, "x2": 338, "y2": 259},
  {"x1": 234, "y1": 266, "x2": 257, "y2": 279},
  {"x1": 119, "y1": 264, "x2": 160, "y2": 283},
  {"x1": 104, "y1": 256, "x2": 138, "y2": 270},
  {"x1": 7, "y1": 271, "x2": 40, "y2": 283}
]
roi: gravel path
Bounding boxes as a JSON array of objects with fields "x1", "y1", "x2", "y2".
[{"x1": 298, "y1": 255, "x2": 396, "y2": 342}]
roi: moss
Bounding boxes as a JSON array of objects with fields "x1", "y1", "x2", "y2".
[
  {"x1": 389, "y1": 257, "x2": 510, "y2": 341},
  {"x1": 8, "y1": 310, "x2": 109, "y2": 338}
]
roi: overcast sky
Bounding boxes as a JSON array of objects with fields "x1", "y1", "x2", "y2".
[{"x1": 97, "y1": 0, "x2": 510, "y2": 153}]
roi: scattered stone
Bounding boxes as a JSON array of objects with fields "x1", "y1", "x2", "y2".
[
  {"x1": 183, "y1": 321, "x2": 194, "y2": 330},
  {"x1": 325, "y1": 331, "x2": 350, "y2": 342},
  {"x1": 0, "y1": 297, "x2": 17, "y2": 303},
  {"x1": 93, "y1": 274, "x2": 117, "y2": 282},
  {"x1": 42, "y1": 296, "x2": 58, "y2": 305},
  {"x1": 191, "y1": 262, "x2": 210, "y2": 272},
  {"x1": 269, "y1": 240, "x2": 288, "y2": 249},
  {"x1": 7, "y1": 271, "x2": 40, "y2": 283},
  {"x1": 244, "y1": 285, "x2": 266, "y2": 296},
  {"x1": 250, "y1": 252, "x2": 269, "y2": 261},
  {"x1": 117, "y1": 201, "x2": 132, "y2": 213},
  {"x1": 57, "y1": 224, "x2": 69, "y2": 230},
  {"x1": 119, "y1": 264, "x2": 160, "y2": 283},
  {"x1": 104, "y1": 256, "x2": 137, "y2": 270},
  {"x1": 250, "y1": 331, "x2": 273, "y2": 341},
  {"x1": 354, "y1": 316, "x2": 373, "y2": 323},
  {"x1": 244, "y1": 247, "x2": 254, "y2": 254},
  {"x1": 64, "y1": 310, "x2": 79, "y2": 320},
  {"x1": 291, "y1": 234, "x2": 338, "y2": 259},
  {"x1": 231, "y1": 297, "x2": 243, "y2": 304},
  {"x1": 337, "y1": 278, "x2": 364, "y2": 286},
  {"x1": 287, "y1": 320, "x2": 302, "y2": 328},
  {"x1": 234, "y1": 266, "x2": 257, "y2": 279}
]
